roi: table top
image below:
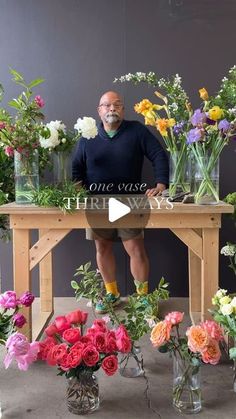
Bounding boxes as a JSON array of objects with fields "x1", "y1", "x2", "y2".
[{"x1": 0, "y1": 196, "x2": 234, "y2": 215}]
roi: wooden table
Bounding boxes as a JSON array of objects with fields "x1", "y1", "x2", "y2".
[{"x1": 0, "y1": 199, "x2": 233, "y2": 340}]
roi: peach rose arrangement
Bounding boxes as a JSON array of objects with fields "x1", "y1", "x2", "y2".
[{"x1": 150, "y1": 311, "x2": 223, "y2": 413}]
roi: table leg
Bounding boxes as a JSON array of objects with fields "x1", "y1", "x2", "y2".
[
  {"x1": 201, "y1": 228, "x2": 219, "y2": 321},
  {"x1": 13, "y1": 228, "x2": 31, "y2": 340},
  {"x1": 188, "y1": 248, "x2": 201, "y2": 324},
  {"x1": 39, "y1": 229, "x2": 53, "y2": 313}
]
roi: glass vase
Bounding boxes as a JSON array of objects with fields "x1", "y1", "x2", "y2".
[
  {"x1": 169, "y1": 151, "x2": 191, "y2": 197},
  {"x1": 119, "y1": 343, "x2": 144, "y2": 378},
  {"x1": 53, "y1": 151, "x2": 71, "y2": 185},
  {"x1": 193, "y1": 153, "x2": 219, "y2": 205},
  {"x1": 14, "y1": 150, "x2": 39, "y2": 204},
  {"x1": 173, "y1": 353, "x2": 202, "y2": 414},
  {"x1": 66, "y1": 370, "x2": 99, "y2": 415}
]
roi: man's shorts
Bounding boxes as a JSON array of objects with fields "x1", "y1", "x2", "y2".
[{"x1": 86, "y1": 228, "x2": 144, "y2": 241}]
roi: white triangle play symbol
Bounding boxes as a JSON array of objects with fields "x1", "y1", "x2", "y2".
[{"x1": 108, "y1": 198, "x2": 131, "y2": 222}]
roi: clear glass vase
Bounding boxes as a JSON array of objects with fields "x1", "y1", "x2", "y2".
[
  {"x1": 169, "y1": 151, "x2": 191, "y2": 197},
  {"x1": 173, "y1": 353, "x2": 202, "y2": 414},
  {"x1": 193, "y1": 153, "x2": 219, "y2": 205},
  {"x1": 119, "y1": 343, "x2": 144, "y2": 378},
  {"x1": 66, "y1": 370, "x2": 99, "y2": 415},
  {"x1": 53, "y1": 151, "x2": 71, "y2": 185},
  {"x1": 14, "y1": 150, "x2": 39, "y2": 204}
]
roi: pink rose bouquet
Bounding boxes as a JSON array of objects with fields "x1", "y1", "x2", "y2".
[{"x1": 38, "y1": 308, "x2": 132, "y2": 379}]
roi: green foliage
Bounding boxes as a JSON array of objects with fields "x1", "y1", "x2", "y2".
[
  {"x1": 210, "y1": 65, "x2": 236, "y2": 110},
  {"x1": 224, "y1": 192, "x2": 236, "y2": 224},
  {"x1": 229, "y1": 347, "x2": 236, "y2": 360},
  {"x1": 71, "y1": 261, "x2": 169, "y2": 342},
  {"x1": 0, "y1": 68, "x2": 45, "y2": 154},
  {"x1": 72, "y1": 262, "x2": 105, "y2": 305},
  {"x1": 32, "y1": 182, "x2": 89, "y2": 213}
]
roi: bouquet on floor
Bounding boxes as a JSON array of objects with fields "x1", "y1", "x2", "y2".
[
  {"x1": 150, "y1": 311, "x2": 223, "y2": 412},
  {"x1": 38, "y1": 308, "x2": 132, "y2": 378},
  {"x1": 0, "y1": 290, "x2": 39, "y2": 370}
]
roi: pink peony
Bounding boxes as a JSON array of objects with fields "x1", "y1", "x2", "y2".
[
  {"x1": 165, "y1": 311, "x2": 184, "y2": 326},
  {"x1": 4, "y1": 332, "x2": 40, "y2": 371},
  {"x1": 34, "y1": 95, "x2": 45, "y2": 108},
  {"x1": 0, "y1": 291, "x2": 18, "y2": 309},
  {"x1": 115, "y1": 324, "x2": 129, "y2": 340},
  {"x1": 19, "y1": 291, "x2": 35, "y2": 307},
  {"x1": 13, "y1": 313, "x2": 27, "y2": 328}
]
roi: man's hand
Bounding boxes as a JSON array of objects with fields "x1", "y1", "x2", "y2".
[{"x1": 145, "y1": 183, "x2": 167, "y2": 197}]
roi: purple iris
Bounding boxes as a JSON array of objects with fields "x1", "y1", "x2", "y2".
[
  {"x1": 218, "y1": 119, "x2": 230, "y2": 133},
  {"x1": 186, "y1": 128, "x2": 203, "y2": 144},
  {"x1": 191, "y1": 109, "x2": 207, "y2": 127},
  {"x1": 173, "y1": 121, "x2": 185, "y2": 135}
]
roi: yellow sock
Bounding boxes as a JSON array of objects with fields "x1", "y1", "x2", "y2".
[
  {"x1": 134, "y1": 280, "x2": 148, "y2": 295},
  {"x1": 105, "y1": 281, "x2": 119, "y2": 296}
]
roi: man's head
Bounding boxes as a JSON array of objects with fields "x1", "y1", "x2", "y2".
[{"x1": 97, "y1": 91, "x2": 124, "y2": 130}]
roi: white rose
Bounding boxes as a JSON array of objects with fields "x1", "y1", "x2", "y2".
[
  {"x1": 215, "y1": 289, "x2": 227, "y2": 299},
  {"x1": 39, "y1": 127, "x2": 60, "y2": 149},
  {"x1": 221, "y1": 304, "x2": 233, "y2": 316},
  {"x1": 221, "y1": 245, "x2": 236, "y2": 257},
  {"x1": 231, "y1": 297, "x2": 236, "y2": 308},
  {"x1": 47, "y1": 120, "x2": 66, "y2": 132},
  {"x1": 74, "y1": 117, "x2": 98, "y2": 139}
]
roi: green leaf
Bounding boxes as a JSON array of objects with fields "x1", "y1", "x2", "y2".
[
  {"x1": 158, "y1": 344, "x2": 168, "y2": 353},
  {"x1": 71, "y1": 280, "x2": 78, "y2": 290},
  {"x1": 9, "y1": 67, "x2": 24, "y2": 81},
  {"x1": 28, "y1": 78, "x2": 44, "y2": 89},
  {"x1": 229, "y1": 347, "x2": 236, "y2": 360},
  {"x1": 8, "y1": 99, "x2": 21, "y2": 109}
]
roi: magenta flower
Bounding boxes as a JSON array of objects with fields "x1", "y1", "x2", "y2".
[
  {"x1": 0, "y1": 291, "x2": 18, "y2": 309},
  {"x1": 34, "y1": 95, "x2": 45, "y2": 108},
  {"x1": 4, "y1": 332, "x2": 40, "y2": 371},
  {"x1": 4, "y1": 146, "x2": 14, "y2": 157},
  {"x1": 19, "y1": 291, "x2": 35, "y2": 307},
  {"x1": 0, "y1": 121, "x2": 6, "y2": 129},
  {"x1": 13, "y1": 313, "x2": 27, "y2": 328}
]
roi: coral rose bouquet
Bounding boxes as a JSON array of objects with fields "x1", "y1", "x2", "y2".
[
  {"x1": 150, "y1": 312, "x2": 223, "y2": 413},
  {"x1": 0, "y1": 290, "x2": 39, "y2": 371}
]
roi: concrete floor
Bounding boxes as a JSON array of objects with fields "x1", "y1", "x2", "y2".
[{"x1": 0, "y1": 297, "x2": 236, "y2": 419}]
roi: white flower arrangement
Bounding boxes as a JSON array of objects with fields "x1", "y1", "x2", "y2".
[{"x1": 74, "y1": 116, "x2": 98, "y2": 139}]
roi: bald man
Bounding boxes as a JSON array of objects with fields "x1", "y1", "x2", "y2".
[{"x1": 72, "y1": 91, "x2": 169, "y2": 313}]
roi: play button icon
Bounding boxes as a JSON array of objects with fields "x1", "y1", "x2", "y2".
[{"x1": 108, "y1": 197, "x2": 131, "y2": 222}]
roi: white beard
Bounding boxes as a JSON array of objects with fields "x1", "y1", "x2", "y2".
[{"x1": 104, "y1": 113, "x2": 121, "y2": 124}]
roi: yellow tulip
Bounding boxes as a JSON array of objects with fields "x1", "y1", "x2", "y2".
[{"x1": 199, "y1": 88, "x2": 209, "y2": 101}]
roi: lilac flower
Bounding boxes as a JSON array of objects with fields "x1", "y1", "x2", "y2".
[
  {"x1": 13, "y1": 313, "x2": 27, "y2": 328},
  {"x1": 173, "y1": 121, "x2": 185, "y2": 135},
  {"x1": 218, "y1": 119, "x2": 230, "y2": 133},
  {"x1": 4, "y1": 332, "x2": 40, "y2": 371},
  {"x1": 191, "y1": 109, "x2": 207, "y2": 127},
  {"x1": 186, "y1": 128, "x2": 203, "y2": 144},
  {"x1": 19, "y1": 291, "x2": 35, "y2": 307},
  {"x1": 0, "y1": 291, "x2": 18, "y2": 309}
]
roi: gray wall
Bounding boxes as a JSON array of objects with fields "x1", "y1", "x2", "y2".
[{"x1": 0, "y1": 0, "x2": 236, "y2": 297}]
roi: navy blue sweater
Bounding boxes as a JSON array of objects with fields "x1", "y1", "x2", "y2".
[{"x1": 72, "y1": 120, "x2": 169, "y2": 194}]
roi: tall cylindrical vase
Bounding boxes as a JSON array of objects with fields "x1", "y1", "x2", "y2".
[
  {"x1": 66, "y1": 371, "x2": 99, "y2": 415},
  {"x1": 14, "y1": 150, "x2": 39, "y2": 204},
  {"x1": 193, "y1": 153, "x2": 219, "y2": 205},
  {"x1": 119, "y1": 343, "x2": 144, "y2": 378},
  {"x1": 173, "y1": 353, "x2": 202, "y2": 414},
  {"x1": 53, "y1": 151, "x2": 71, "y2": 185},
  {"x1": 169, "y1": 151, "x2": 191, "y2": 197}
]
